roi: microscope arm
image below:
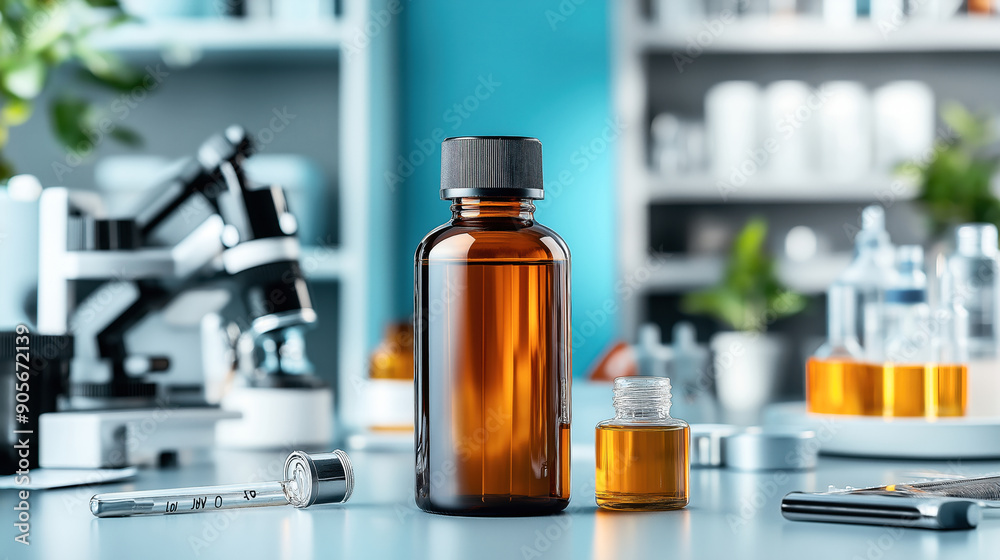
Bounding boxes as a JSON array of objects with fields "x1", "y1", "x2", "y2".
[{"x1": 83, "y1": 126, "x2": 316, "y2": 399}]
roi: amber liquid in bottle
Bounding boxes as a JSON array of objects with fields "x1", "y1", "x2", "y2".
[
  {"x1": 806, "y1": 357, "x2": 967, "y2": 417},
  {"x1": 595, "y1": 377, "x2": 689, "y2": 511},
  {"x1": 415, "y1": 198, "x2": 571, "y2": 516}
]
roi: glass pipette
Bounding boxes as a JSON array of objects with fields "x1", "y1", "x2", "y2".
[{"x1": 90, "y1": 450, "x2": 353, "y2": 518}]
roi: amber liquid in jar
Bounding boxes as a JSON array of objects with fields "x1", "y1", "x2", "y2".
[
  {"x1": 415, "y1": 197, "x2": 571, "y2": 516},
  {"x1": 595, "y1": 377, "x2": 689, "y2": 511},
  {"x1": 806, "y1": 358, "x2": 967, "y2": 417}
]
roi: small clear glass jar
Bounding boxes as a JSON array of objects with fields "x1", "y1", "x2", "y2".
[{"x1": 595, "y1": 377, "x2": 689, "y2": 511}]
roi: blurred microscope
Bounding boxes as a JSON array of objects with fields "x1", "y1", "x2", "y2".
[{"x1": 31, "y1": 126, "x2": 332, "y2": 468}]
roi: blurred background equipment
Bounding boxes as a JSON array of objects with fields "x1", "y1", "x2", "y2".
[
  {"x1": 33, "y1": 127, "x2": 332, "y2": 465},
  {"x1": 0, "y1": 0, "x2": 145, "y2": 181},
  {"x1": 616, "y1": 0, "x2": 1000, "y2": 431},
  {"x1": 1, "y1": 0, "x2": 396, "y2": 459},
  {"x1": 360, "y1": 321, "x2": 415, "y2": 443},
  {"x1": 5, "y1": 0, "x2": 1000, "y2": 481},
  {"x1": 682, "y1": 218, "x2": 805, "y2": 423}
]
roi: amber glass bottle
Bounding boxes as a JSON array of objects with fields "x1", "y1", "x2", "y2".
[
  {"x1": 415, "y1": 136, "x2": 571, "y2": 516},
  {"x1": 596, "y1": 377, "x2": 689, "y2": 511}
]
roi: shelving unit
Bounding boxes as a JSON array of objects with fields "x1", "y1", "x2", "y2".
[
  {"x1": 638, "y1": 17, "x2": 1000, "y2": 54},
  {"x1": 615, "y1": 2, "x2": 1000, "y2": 341},
  {"x1": 84, "y1": 2, "x2": 396, "y2": 433},
  {"x1": 645, "y1": 253, "x2": 852, "y2": 294},
  {"x1": 647, "y1": 173, "x2": 917, "y2": 202},
  {"x1": 91, "y1": 19, "x2": 345, "y2": 54}
]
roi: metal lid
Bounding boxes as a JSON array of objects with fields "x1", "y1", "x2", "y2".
[
  {"x1": 722, "y1": 427, "x2": 818, "y2": 471},
  {"x1": 283, "y1": 450, "x2": 354, "y2": 507},
  {"x1": 690, "y1": 424, "x2": 740, "y2": 467},
  {"x1": 440, "y1": 136, "x2": 544, "y2": 200}
]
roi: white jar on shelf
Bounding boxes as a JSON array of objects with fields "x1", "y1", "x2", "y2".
[
  {"x1": 762, "y1": 80, "x2": 817, "y2": 179},
  {"x1": 873, "y1": 81, "x2": 935, "y2": 172},
  {"x1": 817, "y1": 81, "x2": 872, "y2": 181},
  {"x1": 706, "y1": 81, "x2": 762, "y2": 180}
]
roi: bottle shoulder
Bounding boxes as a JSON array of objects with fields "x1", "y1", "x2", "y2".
[{"x1": 416, "y1": 220, "x2": 571, "y2": 263}]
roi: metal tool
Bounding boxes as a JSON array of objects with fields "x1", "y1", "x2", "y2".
[
  {"x1": 90, "y1": 450, "x2": 352, "y2": 518},
  {"x1": 782, "y1": 492, "x2": 980, "y2": 530},
  {"x1": 782, "y1": 475, "x2": 1000, "y2": 530}
]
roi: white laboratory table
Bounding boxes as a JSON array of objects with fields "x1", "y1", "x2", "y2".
[{"x1": 5, "y1": 444, "x2": 1000, "y2": 560}]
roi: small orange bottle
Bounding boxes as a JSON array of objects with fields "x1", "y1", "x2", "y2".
[{"x1": 596, "y1": 377, "x2": 689, "y2": 511}]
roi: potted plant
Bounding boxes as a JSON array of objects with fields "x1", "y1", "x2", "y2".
[
  {"x1": 681, "y1": 218, "x2": 807, "y2": 423},
  {"x1": 0, "y1": 0, "x2": 143, "y2": 181},
  {"x1": 901, "y1": 102, "x2": 1000, "y2": 237}
]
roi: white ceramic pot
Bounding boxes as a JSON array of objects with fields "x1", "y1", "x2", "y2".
[{"x1": 710, "y1": 331, "x2": 785, "y2": 424}]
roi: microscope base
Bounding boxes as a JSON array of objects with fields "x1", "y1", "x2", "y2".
[
  {"x1": 39, "y1": 407, "x2": 240, "y2": 468},
  {"x1": 216, "y1": 386, "x2": 334, "y2": 450}
]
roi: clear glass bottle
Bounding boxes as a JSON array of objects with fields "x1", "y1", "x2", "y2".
[
  {"x1": 947, "y1": 223, "x2": 1000, "y2": 415},
  {"x1": 815, "y1": 283, "x2": 864, "y2": 360},
  {"x1": 947, "y1": 224, "x2": 1000, "y2": 358},
  {"x1": 877, "y1": 245, "x2": 931, "y2": 363},
  {"x1": 595, "y1": 377, "x2": 689, "y2": 511},
  {"x1": 806, "y1": 284, "x2": 869, "y2": 415},
  {"x1": 835, "y1": 205, "x2": 893, "y2": 357},
  {"x1": 414, "y1": 136, "x2": 571, "y2": 516}
]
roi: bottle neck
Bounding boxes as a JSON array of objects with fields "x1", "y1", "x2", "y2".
[
  {"x1": 450, "y1": 197, "x2": 535, "y2": 222},
  {"x1": 615, "y1": 403, "x2": 671, "y2": 421},
  {"x1": 827, "y1": 284, "x2": 858, "y2": 344},
  {"x1": 612, "y1": 377, "x2": 672, "y2": 421}
]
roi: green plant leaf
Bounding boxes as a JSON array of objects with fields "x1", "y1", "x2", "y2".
[
  {"x1": 21, "y1": 2, "x2": 70, "y2": 53},
  {"x1": 109, "y1": 124, "x2": 141, "y2": 147},
  {"x1": 681, "y1": 218, "x2": 806, "y2": 332},
  {"x1": 83, "y1": 0, "x2": 123, "y2": 7},
  {"x1": 0, "y1": 150, "x2": 15, "y2": 181},
  {"x1": 75, "y1": 66, "x2": 145, "y2": 92},
  {"x1": 941, "y1": 102, "x2": 991, "y2": 148},
  {"x1": 2, "y1": 57, "x2": 46, "y2": 99},
  {"x1": 73, "y1": 47, "x2": 145, "y2": 91},
  {"x1": 1, "y1": 98, "x2": 33, "y2": 127},
  {"x1": 50, "y1": 95, "x2": 93, "y2": 152},
  {"x1": 914, "y1": 101, "x2": 1000, "y2": 235}
]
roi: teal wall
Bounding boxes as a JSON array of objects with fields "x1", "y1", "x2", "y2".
[{"x1": 395, "y1": 0, "x2": 617, "y2": 376}]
